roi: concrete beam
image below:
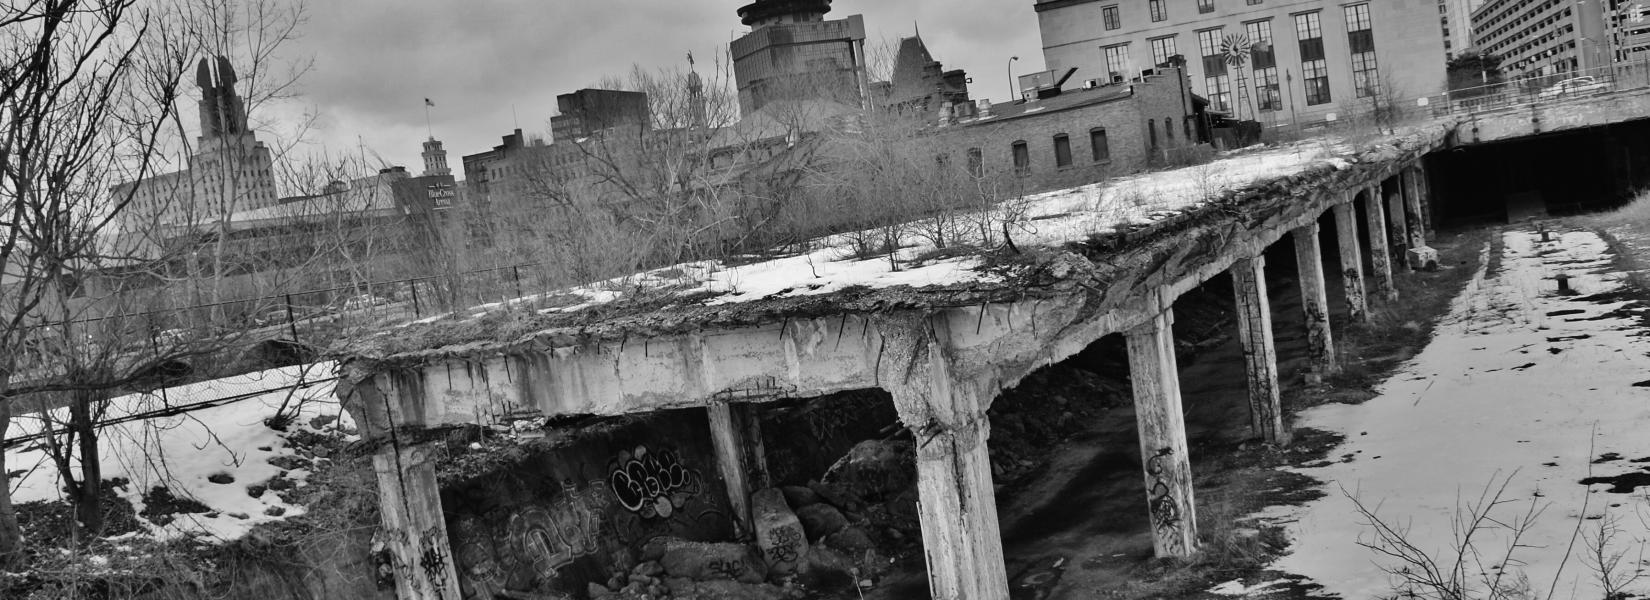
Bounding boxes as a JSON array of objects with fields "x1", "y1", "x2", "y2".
[
  {"x1": 881, "y1": 318, "x2": 1009, "y2": 600},
  {"x1": 707, "y1": 402, "x2": 769, "y2": 539},
  {"x1": 1293, "y1": 223, "x2": 1337, "y2": 382},
  {"x1": 1229, "y1": 256, "x2": 1289, "y2": 445},
  {"x1": 1362, "y1": 185, "x2": 1397, "y2": 301},
  {"x1": 372, "y1": 443, "x2": 462, "y2": 600},
  {"x1": 1125, "y1": 309, "x2": 1198, "y2": 556},
  {"x1": 1331, "y1": 202, "x2": 1367, "y2": 322},
  {"x1": 1415, "y1": 162, "x2": 1434, "y2": 236}
]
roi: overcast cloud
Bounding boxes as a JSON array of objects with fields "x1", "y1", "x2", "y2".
[{"x1": 281, "y1": 0, "x2": 1045, "y2": 175}]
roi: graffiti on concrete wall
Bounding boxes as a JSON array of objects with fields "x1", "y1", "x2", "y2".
[
  {"x1": 417, "y1": 526, "x2": 450, "y2": 595},
  {"x1": 1145, "y1": 447, "x2": 1185, "y2": 554},
  {"x1": 507, "y1": 479, "x2": 610, "y2": 581},
  {"x1": 609, "y1": 445, "x2": 703, "y2": 519}
]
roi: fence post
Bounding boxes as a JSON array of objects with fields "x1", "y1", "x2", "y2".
[
  {"x1": 512, "y1": 265, "x2": 522, "y2": 300},
  {"x1": 284, "y1": 294, "x2": 298, "y2": 343},
  {"x1": 411, "y1": 282, "x2": 422, "y2": 318}
]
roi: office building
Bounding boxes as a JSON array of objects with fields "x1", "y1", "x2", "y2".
[{"x1": 1033, "y1": 0, "x2": 1447, "y2": 125}]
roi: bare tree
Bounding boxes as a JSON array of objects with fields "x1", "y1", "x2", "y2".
[{"x1": 0, "y1": 0, "x2": 200, "y2": 561}]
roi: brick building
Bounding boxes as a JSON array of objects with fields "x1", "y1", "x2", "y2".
[
  {"x1": 1034, "y1": 0, "x2": 1446, "y2": 127},
  {"x1": 931, "y1": 67, "x2": 1200, "y2": 192}
]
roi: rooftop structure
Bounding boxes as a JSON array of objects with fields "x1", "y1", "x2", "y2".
[
  {"x1": 549, "y1": 89, "x2": 651, "y2": 144},
  {"x1": 730, "y1": 0, "x2": 868, "y2": 116}
]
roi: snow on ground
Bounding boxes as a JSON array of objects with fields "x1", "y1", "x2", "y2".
[
  {"x1": 436, "y1": 138, "x2": 1355, "y2": 325},
  {"x1": 7, "y1": 362, "x2": 353, "y2": 542},
  {"x1": 1261, "y1": 228, "x2": 1650, "y2": 599}
]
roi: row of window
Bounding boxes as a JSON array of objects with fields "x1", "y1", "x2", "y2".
[
  {"x1": 972, "y1": 128, "x2": 1112, "y2": 178},
  {"x1": 1101, "y1": 4, "x2": 1376, "y2": 111},
  {"x1": 1103, "y1": 0, "x2": 1268, "y2": 31}
]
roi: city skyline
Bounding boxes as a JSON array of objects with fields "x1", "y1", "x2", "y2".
[{"x1": 292, "y1": 0, "x2": 1044, "y2": 178}]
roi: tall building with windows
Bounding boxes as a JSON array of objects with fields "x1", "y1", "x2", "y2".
[
  {"x1": 1033, "y1": 0, "x2": 1446, "y2": 126},
  {"x1": 112, "y1": 56, "x2": 279, "y2": 236},
  {"x1": 1437, "y1": 0, "x2": 1487, "y2": 59},
  {"x1": 1472, "y1": 0, "x2": 1611, "y2": 79}
]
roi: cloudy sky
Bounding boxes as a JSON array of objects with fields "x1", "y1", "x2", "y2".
[{"x1": 285, "y1": 0, "x2": 1047, "y2": 176}]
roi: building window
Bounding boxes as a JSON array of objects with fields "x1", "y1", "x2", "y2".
[
  {"x1": 1345, "y1": 3, "x2": 1379, "y2": 98},
  {"x1": 1198, "y1": 0, "x2": 1214, "y2": 14},
  {"x1": 1104, "y1": 44, "x2": 1131, "y2": 80},
  {"x1": 1103, "y1": 5, "x2": 1120, "y2": 30},
  {"x1": 1197, "y1": 28, "x2": 1231, "y2": 113},
  {"x1": 1148, "y1": 119, "x2": 1158, "y2": 149},
  {"x1": 1090, "y1": 128, "x2": 1110, "y2": 161},
  {"x1": 1149, "y1": 0, "x2": 1166, "y2": 22},
  {"x1": 1294, "y1": 11, "x2": 1331, "y2": 106},
  {"x1": 1054, "y1": 134, "x2": 1073, "y2": 167},
  {"x1": 967, "y1": 148, "x2": 983, "y2": 177},
  {"x1": 1245, "y1": 19, "x2": 1281, "y2": 111},
  {"x1": 1150, "y1": 36, "x2": 1178, "y2": 67},
  {"x1": 1165, "y1": 117, "x2": 1174, "y2": 141},
  {"x1": 1011, "y1": 141, "x2": 1030, "y2": 175},
  {"x1": 1247, "y1": 0, "x2": 1262, "y2": 4}
]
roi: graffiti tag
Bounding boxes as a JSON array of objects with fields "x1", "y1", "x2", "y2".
[
  {"x1": 609, "y1": 445, "x2": 702, "y2": 519},
  {"x1": 506, "y1": 479, "x2": 608, "y2": 580},
  {"x1": 418, "y1": 527, "x2": 450, "y2": 594},
  {"x1": 765, "y1": 524, "x2": 803, "y2": 565},
  {"x1": 705, "y1": 558, "x2": 747, "y2": 580},
  {"x1": 1145, "y1": 447, "x2": 1185, "y2": 555}
]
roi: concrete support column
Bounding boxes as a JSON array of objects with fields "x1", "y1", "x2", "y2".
[
  {"x1": 708, "y1": 402, "x2": 770, "y2": 539},
  {"x1": 887, "y1": 321, "x2": 1008, "y2": 600},
  {"x1": 1332, "y1": 202, "x2": 1368, "y2": 322},
  {"x1": 342, "y1": 371, "x2": 461, "y2": 600},
  {"x1": 1362, "y1": 185, "x2": 1397, "y2": 301},
  {"x1": 1229, "y1": 256, "x2": 1289, "y2": 446},
  {"x1": 1293, "y1": 223, "x2": 1338, "y2": 381},
  {"x1": 1402, "y1": 167, "x2": 1428, "y2": 252},
  {"x1": 372, "y1": 443, "x2": 463, "y2": 600},
  {"x1": 1386, "y1": 185, "x2": 1411, "y2": 270},
  {"x1": 1415, "y1": 163, "x2": 1434, "y2": 236},
  {"x1": 1125, "y1": 309, "x2": 1198, "y2": 556}
]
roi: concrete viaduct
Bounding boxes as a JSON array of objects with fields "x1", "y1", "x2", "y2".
[{"x1": 331, "y1": 112, "x2": 1551, "y2": 599}]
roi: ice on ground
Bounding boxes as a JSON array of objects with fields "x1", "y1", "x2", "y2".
[
  {"x1": 1270, "y1": 228, "x2": 1650, "y2": 599},
  {"x1": 7, "y1": 362, "x2": 353, "y2": 542},
  {"x1": 1209, "y1": 578, "x2": 1291, "y2": 596}
]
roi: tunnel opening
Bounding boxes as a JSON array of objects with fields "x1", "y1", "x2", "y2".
[{"x1": 1430, "y1": 119, "x2": 1650, "y2": 227}]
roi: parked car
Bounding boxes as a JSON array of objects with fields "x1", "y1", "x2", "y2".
[{"x1": 1538, "y1": 76, "x2": 1611, "y2": 99}]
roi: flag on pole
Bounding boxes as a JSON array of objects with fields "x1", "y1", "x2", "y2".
[{"x1": 425, "y1": 98, "x2": 434, "y2": 107}]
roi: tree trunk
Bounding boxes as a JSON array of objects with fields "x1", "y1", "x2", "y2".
[
  {"x1": 0, "y1": 398, "x2": 22, "y2": 567},
  {"x1": 71, "y1": 391, "x2": 102, "y2": 537}
]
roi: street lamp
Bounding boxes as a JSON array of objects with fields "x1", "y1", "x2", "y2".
[{"x1": 1008, "y1": 56, "x2": 1020, "y2": 101}]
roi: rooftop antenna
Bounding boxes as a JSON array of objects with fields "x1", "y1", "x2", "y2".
[
  {"x1": 512, "y1": 104, "x2": 520, "y2": 130},
  {"x1": 423, "y1": 97, "x2": 434, "y2": 139}
]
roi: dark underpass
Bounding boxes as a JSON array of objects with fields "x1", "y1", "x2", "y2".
[{"x1": 1430, "y1": 117, "x2": 1650, "y2": 226}]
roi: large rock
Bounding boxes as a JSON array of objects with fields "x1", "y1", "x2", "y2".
[
  {"x1": 821, "y1": 440, "x2": 914, "y2": 502},
  {"x1": 657, "y1": 538, "x2": 767, "y2": 584},
  {"x1": 806, "y1": 480, "x2": 863, "y2": 513},
  {"x1": 1408, "y1": 246, "x2": 1440, "y2": 271},
  {"x1": 794, "y1": 503, "x2": 848, "y2": 542},
  {"x1": 796, "y1": 545, "x2": 856, "y2": 592},
  {"x1": 751, "y1": 488, "x2": 809, "y2": 575},
  {"x1": 821, "y1": 526, "x2": 875, "y2": 556},
  {"x1": 780, "y1": 485, "x2": 821, "y2": 509}
]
